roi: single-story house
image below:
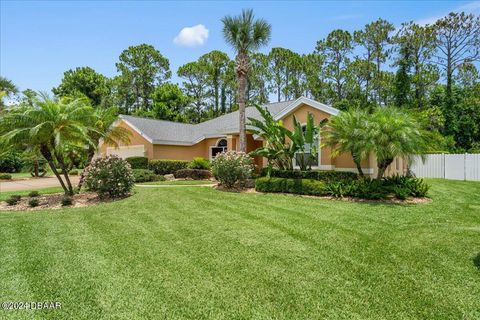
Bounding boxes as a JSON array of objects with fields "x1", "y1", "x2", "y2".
[{"x1": 99, "y1": 96, "x2": 405, "y2": 176}]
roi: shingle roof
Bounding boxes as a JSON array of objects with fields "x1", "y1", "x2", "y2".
[{"x1": 120, "y1": 100, "x2": 294, "y2": 145}]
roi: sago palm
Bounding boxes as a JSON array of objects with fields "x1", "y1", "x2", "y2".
[
  {"x1": 323, "y1": 108, "x2": 373, "y2": 177},
  {"x1": 0, "y1": 94, "x2": 95, "y2": 194},
  {"x1": 370, "y1": 107, "x2": 428, "y2": 179},
  {"x1": 222, "y1": 9, "x2": 271, "y2": 152}
]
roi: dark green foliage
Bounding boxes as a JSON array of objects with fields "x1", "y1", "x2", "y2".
[
  {"x1": 350, "y1": 178, "x2": 389, "y2": 199},
  {"x1": 61, "y1": 196, "x2": 73, "y2": 206},
  {"x1": 149, "y1": 160, "x2": 189, "y2": 175},
  {"x1": 28, "y1": 191, "x2": 40, "y2": 198},
  {"x1": 126, "y1": 156, "x2": 149, "y2": 169},
  {"x1": 174, "y1": 169, "x2": 212, "y2": 180},
  {"x1": 69, "y1": 169, "x2": 79, "y2": 175},
  {"x1": 188, "y1": 157, "x2": 211, "y2": 170},
  {"x1": 132, "y1": 169, "x2": 158, "y2": 183},
  {"x1": 260, "y1": 169, "x2": 358, "y2": 182},
  {"x1": 28, "y1": 198, "x2": 40, "y2": 207},
  {"x1": 5, "y1": 197, "x2": 19, "y2": 206},
  {"x1": 0, "y1": 151, "x2": 23, "y2": 173},
  {"x1": 0, "y1": 173, "x2": 12, "y2": 180},
  {"x1": 255, "y1": 177, "x2": 328, "y2": 196},
  {"x1": 257, "y1": 174, "x2": 429, "y2": 200}
]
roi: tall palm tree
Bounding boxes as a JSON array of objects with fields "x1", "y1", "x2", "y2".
[
  {"x1": 222, "y1": 9, "x2": 271, "y2": 152},
  {"x1": 323, "y1": 108, "x2": 373, "y2": 177},
  {"x1": 77, "y1": 107, "x2": 131, "y2": 190},
  {"x1": 370, "y1": 107, "x2": 428, "y2": 179},
  {"x1": 0, "y1": 94, "x2": 95, "y2": 195}
]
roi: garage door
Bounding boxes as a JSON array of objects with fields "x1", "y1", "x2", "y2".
[{"x1": 106, "y1": 145, "x2": 145, "y2": 159}]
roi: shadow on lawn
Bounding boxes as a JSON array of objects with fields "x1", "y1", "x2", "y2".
[{"x1": 473, "y1": 253, "x2": 480, "y2": 270}]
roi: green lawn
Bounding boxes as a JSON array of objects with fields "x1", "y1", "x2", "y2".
[
  {"x1": 0, "y1": 179, "x2": 479, "y2": 319},
  {"x1": 0, "y1": 187, "x2": 63, "y2": 201},
  {"x1": 138, "y1": 179, "x2": 216, "y2": 185}
]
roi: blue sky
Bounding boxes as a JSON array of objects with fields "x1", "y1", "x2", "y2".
[{"x1": 1, "y1": 0, "x2": 479, "y2": 93}]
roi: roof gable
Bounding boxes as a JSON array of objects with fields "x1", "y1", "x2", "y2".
[{"x1": 273, "y1": 96, "x2": 340, "y2": 120}]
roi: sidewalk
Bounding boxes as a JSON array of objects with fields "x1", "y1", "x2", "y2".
[{"x1": 0, "y1": 176, "x2": 80, "y2": 192}]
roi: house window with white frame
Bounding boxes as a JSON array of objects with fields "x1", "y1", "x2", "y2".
[{"x1": 210, "y1": 138, "x2": 228, "y2": 159}]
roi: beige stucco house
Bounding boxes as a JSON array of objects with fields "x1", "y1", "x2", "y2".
[{"x1": 99, "y1": 96, "x2": 405, "y2": 176}]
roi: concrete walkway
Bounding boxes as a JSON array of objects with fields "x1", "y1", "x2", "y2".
[{"x1": 0, "y1": 176, "x2": 80, "y2": 192}]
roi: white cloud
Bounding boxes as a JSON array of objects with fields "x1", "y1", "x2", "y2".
[
  {"x1": 173, "y1": 24, "x2": 209, "y2": 47},
  {"x1": 415, "y1": 0, "x2": 480, "y2": 26}
]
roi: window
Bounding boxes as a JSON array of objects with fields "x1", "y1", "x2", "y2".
[
  {"x1": 211, "y1": 139, "x2": 228, "y2": 159},
  {"x1": 294, "y1": 125, "x2": 319, "y2": 167}
]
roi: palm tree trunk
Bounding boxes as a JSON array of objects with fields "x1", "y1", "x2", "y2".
[
  {"x1": 238, "y1": 71, "x2": 247, "y2": 153},
  {"x1": 39, "y1": 146, "x2": 68, "y2": 194},
  {"x1": 376, "y1": 158, "x2": 393, "y2": 180},
  {"x1": 54, "y1": 152, "x2": 74, "y2": 195}
]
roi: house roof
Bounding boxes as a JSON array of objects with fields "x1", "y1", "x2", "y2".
[{"x1": 119, "y1": 96, "x2": 339, "y2": 146}]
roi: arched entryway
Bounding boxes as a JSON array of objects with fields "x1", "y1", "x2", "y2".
[{"x1": 210, "y1": 138, "x2": 227, "y2": 160}]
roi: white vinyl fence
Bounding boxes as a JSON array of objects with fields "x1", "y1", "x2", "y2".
[{"x1": 411, "y1": 153, "x2": 480, "y2": 181}]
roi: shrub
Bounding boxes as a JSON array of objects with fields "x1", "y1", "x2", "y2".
[
  {"x1": 69, "y1": 169, "x2": 79, "y2": 175},
  {"x1": 255, "y1": 177, "x2": 328, "y2": 196},
  {"x1": 28, "y1": 191, "x2": 40, "y2": 197},
  {"x1": 212, "y1": 151, "x2": 253, "y2": 188},
  {"x1": 61, "y1": 196, "x2": 73, "y2": 206},
  {"x1": 0, "y1": 151, "x2": 23, "y2": 173},
  {"x1": 132, "y1": 169, "x2": 158, "y2": 183},
  {"x1": 0, "y1": 173, "x2": 12, "y2": 180},
  {"x1": 351, "y1": 178, "x2": 389, "y2": 200},
  {"x1": 405, "y1": 178, "x2": 430, "y2": 197},
  {"x1": 393, "y1": 186, "x2": 410, "y2": 200},
  {"x1": 188, "y1": 157, "x2": 211, "y2": 170},
  {"x1": 383, "y1": 174, "x2": 430, "y2": 198},
  {"x1": 5, "y1": 195, "x2": 21, "y2": 205},
  {"x1": 260, "y1": 169, "x2": 358, "y2": 182},
  {"x1": 28, "y1": 198, "x2": 40, "y2": 207},
  {"x1": 149, "y1": 159, "x2": 189, "y2": 175},
  {"x1": 324, "y1": 180, "x2": 355, "y2": 198},
  {"x1": 84, "y1": 155, "x2": 135, "y2": 198},
  {"x1": 126, "y1": 156, "x2": 149, "y2": 169},
  {"x1": 174, "y1": 169, "x2": 212, "y2": 180}
]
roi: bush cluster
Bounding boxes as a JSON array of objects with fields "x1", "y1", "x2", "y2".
[
  {"x1": 61, "y1": 196, "x2": 73, "y2": 206},
  {"x1": 211, "y1": 151, "x2": 253, "y2": 188},
  {"x1": 0, "y1": 173, "x2": 12, "y2": 180},
  {"x1": 84, "y1": 155, "x2": 135, "y2": 198},
  {"x1": 0, "y1": 151, "x2": 23, "y2": 173},
  {"x1": 149, "y1": 159, "x2": 189, "y2": 175},
  {"x1": 174, "y1": 169, "x2": 212, "y2": 180},
  {"x1": 188, "y1": 157, "x2": 211, "y2": 170},
  {"x1": 126, "y1": 156, "x2": 149, "y2": 169},
  {"x1": 256, "y1": 174, "x2": 429, "y2": 200},
  {"x1": 260, "y1": 169, "x2": 358, "y2": 182},
  {"x1": 5, "y1": 195, "x2": 21, "y2": 206},
  {"x1": 28, "y1": 198, "x2": 40, "y2": 207},
  {"x1": 256, "y1": 177, "x2": 328, "y2": 196},
  {"x1": 132, "y1": 169, "x2": 159, "y2": 182},
  {"x1": 28, "y1": 191, "x2": 40, "y2": 197}
]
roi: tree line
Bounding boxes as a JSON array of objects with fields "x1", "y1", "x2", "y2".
[{"x1": 1, "y1": 11, "x2": 479, "y2": 152}]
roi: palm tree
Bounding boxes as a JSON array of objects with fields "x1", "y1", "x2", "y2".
[
  {"x1": 0, "y1": 94, "x2": 95, "y2": 195},
  {"x1": 0, "y1": 76, "x2": 18, "y2": 109},
  {"x1": 370, "y1": 107, "x2": 428, "y2": 179},
  {"x1": 77, "y1": 107, "x2": 131, "y2": 190},
  {"x1": 323, "y1": 108, "x2": 373, "y2": 177},
  {"x1": 222, "y1": 9, "x2": 271, "y2": 152}
]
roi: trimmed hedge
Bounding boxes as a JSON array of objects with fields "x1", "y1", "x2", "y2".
[
  {"x1": 188, "y1": 157, "x2": 211, "y2": 170},
  {"x1": 174, "y1": 169, "x2": 212, "y2": 180},
  {"x1": 149, "y1": 160, "x2": 189, "y2": 175},
  {"x1": 255, "y1": 177, "x2": 328, "y2": 196},
  {"x1": 256, "y1": 175, "x2": 429, "y2": 200},
  {"x1": 126, "y1": 156, "x2": 149, "y2": 169},
  {"x1": 0, "y1": 151, "x2": 23, "y2": 173},
  {"x1": 132, "y1": 169, "x2": 159, "y2": 183},
  {"x1": 260, "y1": 169, "x2": 358, "y2": 182}
]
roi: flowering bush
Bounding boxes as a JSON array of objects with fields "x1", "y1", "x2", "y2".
[
  {"x1": 211, "y1": 151, "x2": 253, "y2": 188},
  {"x1": 84, "y1": 155, "x2": 134, "y2": 198}
]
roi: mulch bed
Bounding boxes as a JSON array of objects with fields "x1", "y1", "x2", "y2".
[
  {"x1": 0, "y1": 192, "x2": 128, "y2": 211},
  {"x1": 214, "y1": 185, "x2": 431, "y2": 204}
]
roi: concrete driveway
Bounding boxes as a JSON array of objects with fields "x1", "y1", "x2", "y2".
[{"x1": 0, "y1": 176, "x2": 80, "y2": 192}]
